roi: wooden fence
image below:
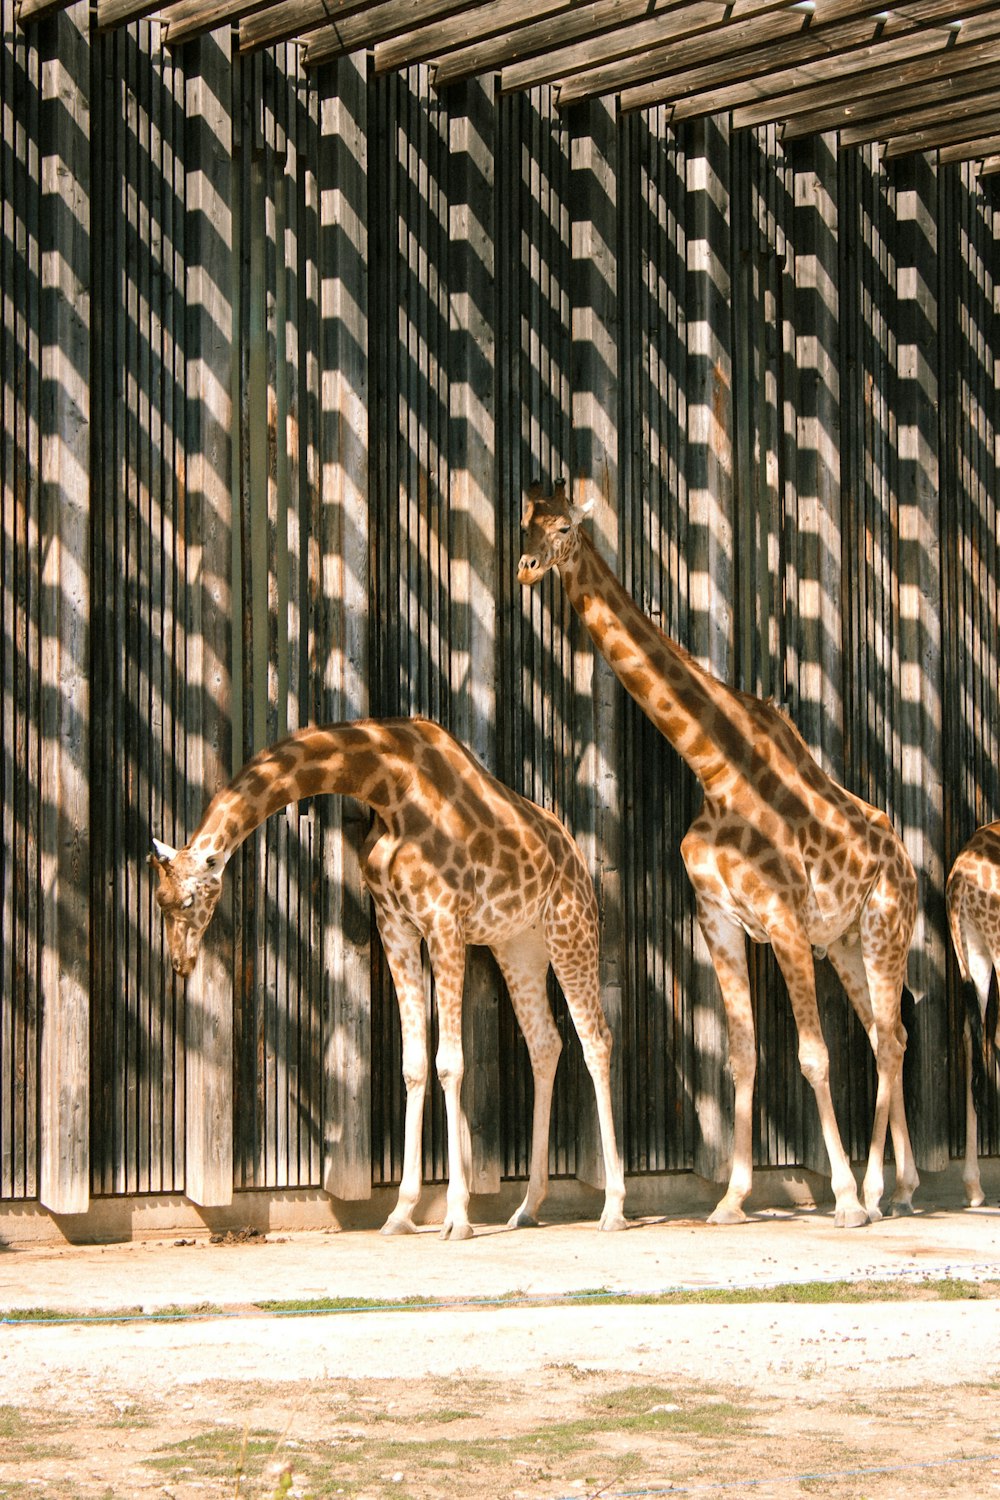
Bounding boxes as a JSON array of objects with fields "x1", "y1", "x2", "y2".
[{"x1": 2, "y1": 4, "x2": 999, "y2": 1218}]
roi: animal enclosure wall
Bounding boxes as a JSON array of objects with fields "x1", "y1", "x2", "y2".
[{"x1": 2, "y1": 4, "x2": 999, "y2": 1216}]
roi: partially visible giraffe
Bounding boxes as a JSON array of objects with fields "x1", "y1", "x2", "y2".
[
  {"x1": 518, "y1": 481, "x2": 919, "y2": 1226},
  {"x1": 150, "y1": 716, "x2": 626, "y2": 1239},
  {"x1": 946, "y1": 821, "x2": 1000, "y2": 1207}
]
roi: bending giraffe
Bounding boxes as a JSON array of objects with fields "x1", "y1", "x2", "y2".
[
  {"x1": 946, "y1": 821, "x2": 1000, "y2": 1208},
  {"x1": 149, "y1": 715, "x2": 626, "y2": 1240},
  {"x1": 518, "y1": 481, "x2": 918, "y2": 1227}
]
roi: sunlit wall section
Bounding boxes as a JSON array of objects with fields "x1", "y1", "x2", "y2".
[
  {"x1": 0, "y1": 6, "x2": 40, "y2": 1202},
  {"x1": 617, "y1": 106, "x2": 696, "y2": 1176},
  {"x1": 368, "y1": 66, "x2": 454, "y2": 1187},
  {"x1": 495, "y1": 87, "x2": 584, "y2": 1183},
  {"x1": 941, "y1": 162, "x2": 1000, "y2": 1158},
  {"x1": 89, "y1": 20, "x2": 188, "y2": 1197},
  {"x1": 230, "y1": 44, "x2": 325, "y2": 1192}
]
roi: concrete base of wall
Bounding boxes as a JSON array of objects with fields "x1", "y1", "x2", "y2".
[{"x1": 1, "y1": 1160, "x2": 993, "y2": 1248}]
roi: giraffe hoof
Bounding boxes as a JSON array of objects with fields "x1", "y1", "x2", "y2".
[
  {"x1": 440, "y1": 1220, "x2": 474, "y2": 1242},
  {"x1": 966, "y1": 1191, "x2": 986, "y2": 1209},
  {"x1": 599, "y1": 1213, "x2": 627, "y2": 1232},
  {"x1": 834, "y1": 1207, "x2": 869, "y2": 1229},
  {"x1": 380, "y1": 1216, "x2": 417, "y2": 1236},
  {"x1": 707, "y1": 1204, "x2": 747, "y2": 1226},
  {"x1": 507, "y1": 1210, "x2": 539, "y2": 1230},
  {"x1": 865, "y1": 1204, "x2": 884, "y2": 1225},
  {"x1": 889, "y1": 1199, "x2": 914, "y2": 1218}
]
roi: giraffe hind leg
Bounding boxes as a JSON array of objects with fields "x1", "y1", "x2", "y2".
[{"x1": 491, "y1": 926, "x2": 562, "y2": 1230}]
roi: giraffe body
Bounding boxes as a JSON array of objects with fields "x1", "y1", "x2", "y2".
[
  {"x1": 946, "y1": 821, "x2": 1000, "y2": 1207},
  {"x1": 150, "y1": 716, "x2": 626, "y2": 1239},
  {"x1": 518, "y1": 482, "x2": 918, "y2": 1226}
]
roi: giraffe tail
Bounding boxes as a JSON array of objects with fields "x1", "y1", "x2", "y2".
[
  {"x1": 900, "y1": 985, "x2": 919, "y2": 1122},
  {"x1": 964, "y1": 979, "x2": 989, "y2": 1121}
]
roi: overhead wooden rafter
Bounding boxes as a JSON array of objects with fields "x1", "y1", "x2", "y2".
[{"x1": 15, "y1": 0, "x2": 1000, "y2": 174}]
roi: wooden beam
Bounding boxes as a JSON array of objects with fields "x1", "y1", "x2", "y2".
[
  {"x1": 318, "y1": 55, "x2": 373, "y2": 1203},
  {"x1": 551, "y1": 0, "x2": 980, "y2": 108},
  {"x1": 446, "y1": 78, "x2": 501, "y2": 1202},
  {"x1": 161, "y1": 0, "x2": 277, "y2": 47},
  {"x1": 38, "y1": 0, "x2": 91, "y2": 1219},
  {"x1": 875, "y1": 108, "x2": 1000, "y2": 157},
  {"x1": 733, "y1": 33, "x2": 1000, "y2": 130},
  {"x1": 620, "y1": 7, "x2": 1000, "y2": 116},
  {"x1": 840, "y1": 97, "x2": 1000, "y2": 150},
  {"x1": 980, "y1": 152, "x2": 1000, "y2": 174},
  {"x1": 378, "y1": 0, "x2": 586, "y2": 76},
  {"x1": 15, "y1": 0, "x2": 75, "y2": 23},
  {"x1": 242, "y1": 0, "x2": 482, "y2": 54},
  {"x1": 430, "y1": 0, "x2": 699, "y2": 90},
  {"x1": 183, "y1": 29, "x2": 235, "y2": 1210},
  {"x1": 930, "y1": 131, "x2": 1000, "y2": 163},
  {"x1": 500, "y1": 0, "x2": 810, "y2": 95},
  {"x1": 96, "y1": 0, "x2": 162, "y2": 28},
  {"x1": 780, "y1": 62, "x2": 1000, "y2": 140}
]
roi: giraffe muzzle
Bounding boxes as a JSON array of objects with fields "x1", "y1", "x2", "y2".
[{"x1": 517, "y1": 555, "x2": 543, "y2": 585}]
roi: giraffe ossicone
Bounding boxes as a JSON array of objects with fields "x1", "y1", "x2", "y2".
[
  {"x1": 946, "y1": 821, "x2": 1000, "y2": 1208},
  {"x1": 519, "y1": 480, "x2": 920, "y2": 1228},
  {"x1": 151, "y1": 715, "x2": 627, "y2": 1240}
]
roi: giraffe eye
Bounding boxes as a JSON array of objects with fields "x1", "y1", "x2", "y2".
[{"x1": 182, "y1": 895, "x2": 195, "y2": 910}]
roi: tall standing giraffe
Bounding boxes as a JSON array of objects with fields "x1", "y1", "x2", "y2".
[
  {"x1": 946, "y1": 821, "x2": 1000, "y2": 1208},
  {"x1": 518, "y1": 481, "x2": 918, "y2": 1226},
  {"x1": 149, "y1": 715, "x2": 626, "y2": 1239}
]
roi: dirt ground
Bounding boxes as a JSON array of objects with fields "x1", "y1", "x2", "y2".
[{"x1": 3, "y1": 1205, "x2": 1000, "y2": 1499}]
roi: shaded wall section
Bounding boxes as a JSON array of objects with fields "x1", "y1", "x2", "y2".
[{"x1": 2, "y1": 15, "x2": 1000, "y2": 1209}]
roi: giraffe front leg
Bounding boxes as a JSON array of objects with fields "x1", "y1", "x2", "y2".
[
  {"x1": 492, "y1": 929, "x2": 563, "y2": 1230},
  {"x1": 376, "y1": 916, "x2": 429, "y2": 1236},
  {"x1": 427, "y1": 922, "x2": 474, "y2": 1241},
  {"x1": 771, "y1": 924, "x2": 867, "y2": 1228},
  {"x1": 695, "y1": 899, "x2": 757, "y2": 1226},
  {"x1": 963, "y1": 1015, "x2": 985, "y2": 1208}
]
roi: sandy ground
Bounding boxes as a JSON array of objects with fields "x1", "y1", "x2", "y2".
[{"x1": 3, "y1": 1205, "x2": 1000, "y2": 1497}]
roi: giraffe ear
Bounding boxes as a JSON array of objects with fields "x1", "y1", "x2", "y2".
[
  {"x1": 521, "y1": 498, "x2": 536, "y2": 527},
  {"x1": 151, "y1": 837, "x2": 177, "y2": 866},
  {"x1": 569, "y1": 492, "x2": 595, "y2": 523}
]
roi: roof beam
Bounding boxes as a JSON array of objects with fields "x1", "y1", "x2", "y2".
[
  {"x1": 938, "y1": 131, "x2": 1000, "y2": 163},
  {"x1": 880, "y1": 111, "x2": 1000, "y2": 158},
  {"x1": 242, "y1": 0, "x2": 483, "y2": 53},
  {"x1": 550, "y1": 0, "x2": 975, "y2": 107},
  {"x1": 779, "y1": 59, "x2": 1000, "y2": 140},
  {"x1": 980, "y1": 153, "x2": 1000, "y2": 175},
  {"x1": 16, "y1": 0, "x2": 75, "y2": 22},
  {"x1": 837, "y1": 93, "x2": 1000, "y2": 149},
  {"x1": 731, "y1": 32, "x2": 1000, "y2": 130},
  {"x1": 162, "y1": 1, "x2": 280, "y2": 46},
  {"x1": 618, "y1": 6, "x2": 1000, "y2": 116},
  {"x1": 376, "y1": 0, "x2": 584, "y2": 76},
  {"x1": 429, "y1": 0, "x2": 703, "y2": 90},
  {"x1": 96, "y1": 0, "x2": 162, "y2": 26},
  {"x1": 445, "y1": 0, "x2": 795, "y2": 94}
]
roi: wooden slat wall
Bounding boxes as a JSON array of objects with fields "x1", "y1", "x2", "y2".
[
  {"x1": 89, "y1": 17, "x2": 187, "y2": 1197},
  {"x1": 0, "y1": 4, "x2": 41, "y2": 1202},
  {"x1": 231, "y1": 42, "x2": 325, "y2": 1192},
  {"x1": 4, "y1": 24, "x2": 1000, "y2": 1210}
]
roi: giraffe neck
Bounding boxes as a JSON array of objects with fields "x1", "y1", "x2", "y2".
[
  {"x1": 559, "y1": 532, "x2": 758, "y2": 794},
  {"x1": 187, "y1": 722, "x2": 406, "y2": 863}
]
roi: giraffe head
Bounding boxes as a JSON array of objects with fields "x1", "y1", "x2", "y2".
[
  {"x1": 517, "y1": 480, "x2": 593, "y2": 586},
  {"x1": 148, "y1": 837, "x2": 224, "y2": 977}
]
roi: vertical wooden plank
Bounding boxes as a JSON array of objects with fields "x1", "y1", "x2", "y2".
[
  {"x1": 448, "y1": 75, "x2": 500, "y2": 1200},
  {"x1": 789, "y1": 131, "x2": 847, "y2": 1177},
  {"x1": 569, "y1": 96, "x2": 622, "y2": 1191},
  {"x1": 183, "y1": 25, "x2": 233, "y2": 1208},
  {"x1": 38, "y1": 0, "x2": 90, "y2": 1215},
  {"x1": 894, "y1": 156, "x2": 948, "y2": 1172},
  {"x1": 684, "y1": 114, "x2": 735, "y2": 1189},
  {"x1": 319, "y1": 52, "x2": 371, "y2": 1202}
]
